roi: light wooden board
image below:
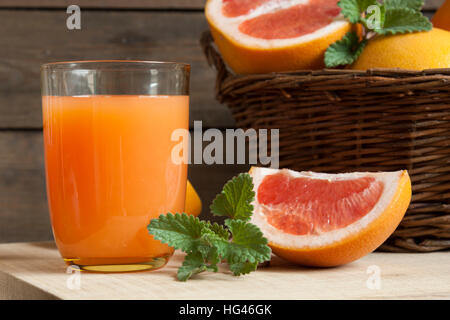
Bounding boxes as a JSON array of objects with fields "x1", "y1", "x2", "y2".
[{"x1": 0, "y1": 242, "x2": 449, "y2": 300}]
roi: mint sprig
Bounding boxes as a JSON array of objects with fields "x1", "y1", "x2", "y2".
[
  {"x1": 375, "y1": 7, "x2": 431, "y2": 35},
  {"x1": 210, "y1": 172, "x2": 255, "y2": 221},
  {"x1": 209, "y1": 219, "x2": 271, "y2": 264},
  {"x1": 325, "y1": 0, "x2": 432, "y2": 67},
  {"x1": 338, "y1": 0, "x2": 377, "y2": 23},
  {"x1": 384, "y1": 0, "x2": 424, "y2": 10},
  {"x1": 325, "y1": 32, "x2": 367, "y2": 68},
  {"x1": 147, "y1": 173, "x2": 271, "y2": 281},
  {"x1": 229, "y1": 261, "x2": 258, "y2": 276},
  {"x1": 177, "y1": 250, "x2": 219, "y2": 281},
  {"x1": 147, "y1": 212, "x2": 206, "y2": 253}
]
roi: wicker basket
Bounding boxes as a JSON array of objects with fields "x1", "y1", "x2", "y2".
[{"x1": 201, "y1": 31, "x2": 450, "y2": 252}]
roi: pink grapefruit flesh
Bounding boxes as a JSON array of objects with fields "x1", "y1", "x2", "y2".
[
  {"x1": 221, "y1": 0, "x2": 342, "y2": 40},
  {"x1": 222, "y1": 0, "x2": 271, "y2": 17},
  {"x1": 249, "y1": 167, "x2": 412, "y2": 266},
  {"x1": 206, "y1": 0, "x2": 352, "y2": 73},
  {"x1": 257, "y1": 173, "x2": 384, "y2": 235}
]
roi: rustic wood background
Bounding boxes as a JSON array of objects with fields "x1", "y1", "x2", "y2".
[{"x1": 0, "y1": 0, "x2": 444, "y2": 243}]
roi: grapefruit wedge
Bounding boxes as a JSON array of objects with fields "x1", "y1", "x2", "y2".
[
  {"x1": 250, "y1": 167, "x2": 411, "y2": 266},
  {"x1": 205, "y1": 0, "x2": 352, "y2": 73}
]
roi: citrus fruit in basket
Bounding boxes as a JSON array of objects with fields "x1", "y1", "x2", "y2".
[
  {"x1": 350, "y1": 28, "x2": 450, "y2": 70},
  {"x1": 249, "y1": 167, "x2": 411, "y2": 266},
  {"x1": 433, "y1": 0, "x2": 450, "y2": 31},
  {"x1": 185, "y1": 180, "x2": 202, "y2": 217},
  {"x1": 205, "y1": 0, "x2": 352, "y2": 74}
]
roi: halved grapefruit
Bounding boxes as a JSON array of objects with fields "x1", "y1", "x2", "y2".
[
  {"x1": 205, "y1": 0, "x2": 352, "y2": 73},
  {"x1": 250, "y1": 167, "x2": 411, "y2": 266}
]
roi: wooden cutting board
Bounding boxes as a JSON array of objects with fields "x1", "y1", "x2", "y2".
[{"x1": 0, "y1": 241, "x2": 448, "y2": 300}]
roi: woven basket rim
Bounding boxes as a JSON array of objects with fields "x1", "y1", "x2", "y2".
[
  {"x1": 200, "y1": 30, "x2": 450, "y2": 79},
  {"x1": 201, "y1": 31, "x2": 450, "y2": 103}
]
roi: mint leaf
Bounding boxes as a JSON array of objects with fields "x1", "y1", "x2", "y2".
[
  {"x1": 148, "y1": 173, "x2": 271, "y2": 281},
  {"x1": 359, "y1": 0, "x2": 378, "y2": 12},
  {"x1": 177, "y1": 251, "x2": 218, "y2": 281},
  {"x1": 178, "y1": 235, "x2": 220, "y2": 281},
  {"x1": 196, "y1": 236, "x2": 219, "y2": 261},
  {"x1": 226, "y1": 219, "x2": 271, "y2": 263},
  {"x1": 338, "y1": 0, "x2": 361, "y2": 23},
  {"x1": 205, "y1": 221, "x2": 230, "y2": 240},
  {"x1": 210, "y1": 173, "x2": 255, "y2": 221},
  {"x1": 147, "y1": 213, "x2": 206, "y2": 253},
  {"x1": 384, "y1": 0, "x2": 424, "y2": 10},
  {"x1": 338, "y1": 0, "x2": 377, "y2": 23},
  {"x1": 325, "y1": 32, "x2": 367, "y2": 67},
  {"x1": 212, "y1": 219, "x2": 271, "y2": 264},
  {"x1": 375, "y1": 7, "x2": 432, "y2": 35},
  {"x1": 229, "y1": 261, "x2": 258, "y2": 276}
]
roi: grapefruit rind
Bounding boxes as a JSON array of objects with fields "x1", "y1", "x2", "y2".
[
  {"x1": 350, "y1": 28, "x2": 450, "y2": 71},
  {"x1": 206, "y1": 0, "x2": 349, "y2": 49},
  {"x1": 205, "y1": 0, "x2": 352, "y2": 73},
  {"x1": 250, "y1": 167, "x2": 411, "y2": 266}
]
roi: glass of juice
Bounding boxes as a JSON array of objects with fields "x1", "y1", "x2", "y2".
[{"x1": 41, "y1": 61, "x2": 190, "y2": 272}]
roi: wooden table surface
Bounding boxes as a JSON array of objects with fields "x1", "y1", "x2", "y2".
[{"x1": 0, "y1": 242, "x2": 448, "y2": 300}]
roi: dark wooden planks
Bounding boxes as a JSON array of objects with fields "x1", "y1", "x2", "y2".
[
  {"x1": 0, "y1": 0, "x2": 443, "y2": 10},
  {"x1": 0, "y1": 1, "x2": 443, "y2": 129},
  {"x1": 0, "y1": 0, "x2": 206, "y2": 10},
  {"x1": 423, "y1": 0, "x2": 446, "y2": 10},
  {"x1": 0, "y1": 131, "x2": 51, "y2": 243},
  {"x1": 0, "y1": 9, "x2": 233, "y2": 129},
  {"x1": 0, "y1": 131, "x2": 248, "y2": 243}
]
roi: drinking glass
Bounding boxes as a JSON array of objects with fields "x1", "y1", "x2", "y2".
[{"x1": 41, "y1": 60, "x2": 190, "y2": 272}]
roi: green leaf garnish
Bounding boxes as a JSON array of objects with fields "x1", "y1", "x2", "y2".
[
  {"x1": 177, "y1": 251, "x2": 218, "y2": 281},
  {"x1": 375, "y1": 7, "x2": 432, "y2": 35},
  {"x1": 325, "y1": 0, "x2": 432, "y2": 68},
  {"x1": 338, "y1": 0, "x2": 378, "y2": 23},
  {"x1": 147, "y1": 213, "x2": 206, "y2": 253},
  {"x1": 210, "y1": 173, "x2": 255, "y2": 221},
  {"x1": 147, "y1": 173, "x2": 271, "y2": 281},
  {"x1": 325, "y1": 32, "x2": 368, "y2": 67},
  {"x1": 224, "y1": 219, "x2": 271, "y2": 263},
  {"x1": 208, "y1": 219, "x2": 271, "y2": 264},
  {"x1": 205, "y1": 221, "x2": 230, "y2": 240},
  {"x1": 229, "y1": 261, "x2": 258, "y2": 276},
  {"x1": 384, "y1": 0, "x2": 424, "y2": 10}
]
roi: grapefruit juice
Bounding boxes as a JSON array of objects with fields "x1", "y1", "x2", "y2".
[{"x1": 42, "y1": 95, "x2": 188, "y2": 272}]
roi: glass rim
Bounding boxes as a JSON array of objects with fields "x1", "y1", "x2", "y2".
[{"x1": 41, "y1": 60, "x2": 190, "y2": 71}]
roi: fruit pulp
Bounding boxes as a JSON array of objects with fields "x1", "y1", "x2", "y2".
[
  {"x1": 42, "y1": 95, "x2": 189, "y2": 272},
  {"x1": 257, "y1": 172, "x2": 383, "y2": 235}
]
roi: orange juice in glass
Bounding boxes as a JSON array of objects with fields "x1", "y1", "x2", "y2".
[{"x1": 41, "y1": 61, "x2": 190, "y2": 272}]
